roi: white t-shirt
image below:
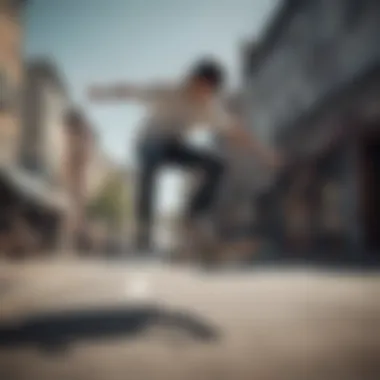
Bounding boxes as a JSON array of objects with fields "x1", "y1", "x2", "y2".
[{"x1": 132, "y1": 86, "x2": 234, "y2": 142}]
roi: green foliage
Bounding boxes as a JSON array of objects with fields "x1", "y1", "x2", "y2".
[{"x1": 86, "y1": 173, "x2": 132, "y2": 227}]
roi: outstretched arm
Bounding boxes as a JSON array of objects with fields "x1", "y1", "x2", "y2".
[
  {"x1": 225, "y1": 119, "x2": 284, "y2": 169},
  {"x1": 87, "y1": 83, "x2": 174, "y2": 104},
  {"x1": 212, "y1": 100, "x2": 284, "y2": 168}
]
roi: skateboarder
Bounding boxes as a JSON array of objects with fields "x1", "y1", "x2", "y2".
[{"x1": 87, "y1": 58, "x2": 283, "y2": 253}]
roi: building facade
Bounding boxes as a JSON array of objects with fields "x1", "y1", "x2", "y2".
[
  {"x1": 1, "y1": 58, "x2": 72, "y2": 256},
  {"x1": 85, "y1": 141, "x2": 115, "y2": 200},
  {"x1": 0, "y1": 0, "x2": 33, "y2": 256},
  {"x1": 0, "y1": 0, "x2": 26, "y2": 164},
  {"x1": 62, "y1": 108, "x2": 95, "y2": 250},
  {"x1": 21, "y1": 60, "x2": 69, "y2": 185},
  {"x1": 245, "y1": 0, "x2": 380, "y2": 260}
]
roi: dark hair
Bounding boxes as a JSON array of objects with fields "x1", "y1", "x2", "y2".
[{"x1": 189, "y1": 58, "x2": 225, "y2": 90}]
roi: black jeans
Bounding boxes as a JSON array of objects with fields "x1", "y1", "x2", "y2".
[{"x1": 136, "y1": 137, "x2": 225, "y2": 248}]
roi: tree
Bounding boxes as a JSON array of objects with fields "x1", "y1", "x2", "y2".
[{"x1": 86, "y1": 172, "x2": 132, "y2": 228}]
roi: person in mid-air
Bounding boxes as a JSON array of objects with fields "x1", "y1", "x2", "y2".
[{"x1": 87, "y1": 58, "x2": 283, "y2": 253}]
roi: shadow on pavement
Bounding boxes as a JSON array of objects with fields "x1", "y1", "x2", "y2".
[{"x1": 0, "y1": 306, "x2": 221, "y2": 351}]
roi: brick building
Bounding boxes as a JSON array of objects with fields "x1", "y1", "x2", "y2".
[
  {"x1": 63, "y1": 108, "x2": 95, "y2": 250},
  {"x1": 21, "y1": 60, "x2": 69, "y2": 183},
  {"x1": 85, "y1": 140, "x2": 115, "y2": 200},
  {"x1": 63, "y1": 110, "x2": 130, "y2": 254},
  {"x1": 0, "y1": 0, "x2": 26, "y2": 163},
  {"x1": 0, "y1": 0, "x2": 34, "y2": 256},
  {"x1": 13, "y1": 59, "x2": 70, "y2": 252},
  {"x1": 244, "y1": 0, "x2": 380, "y2": 261},
  {"x1": 0, "y1": 56, "x2": 75, "y2": 256}
]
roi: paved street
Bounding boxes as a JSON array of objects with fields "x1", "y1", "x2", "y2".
[{"x1": 0, "y1": 258, "x2": 380, "y2": 380}]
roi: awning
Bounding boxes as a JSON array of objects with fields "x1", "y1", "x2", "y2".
[{"x1": 0, "y1": 163, "x2": 71, "y2": 212}]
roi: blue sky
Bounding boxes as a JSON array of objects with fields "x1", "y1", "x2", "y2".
[{"x1": 24, "y1": 0, "x2": 277, "y2": 213}]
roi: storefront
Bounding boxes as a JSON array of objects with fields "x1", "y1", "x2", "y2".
[{"x1": 244, "y1": 0, "x2": 380, "y2": 262}]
